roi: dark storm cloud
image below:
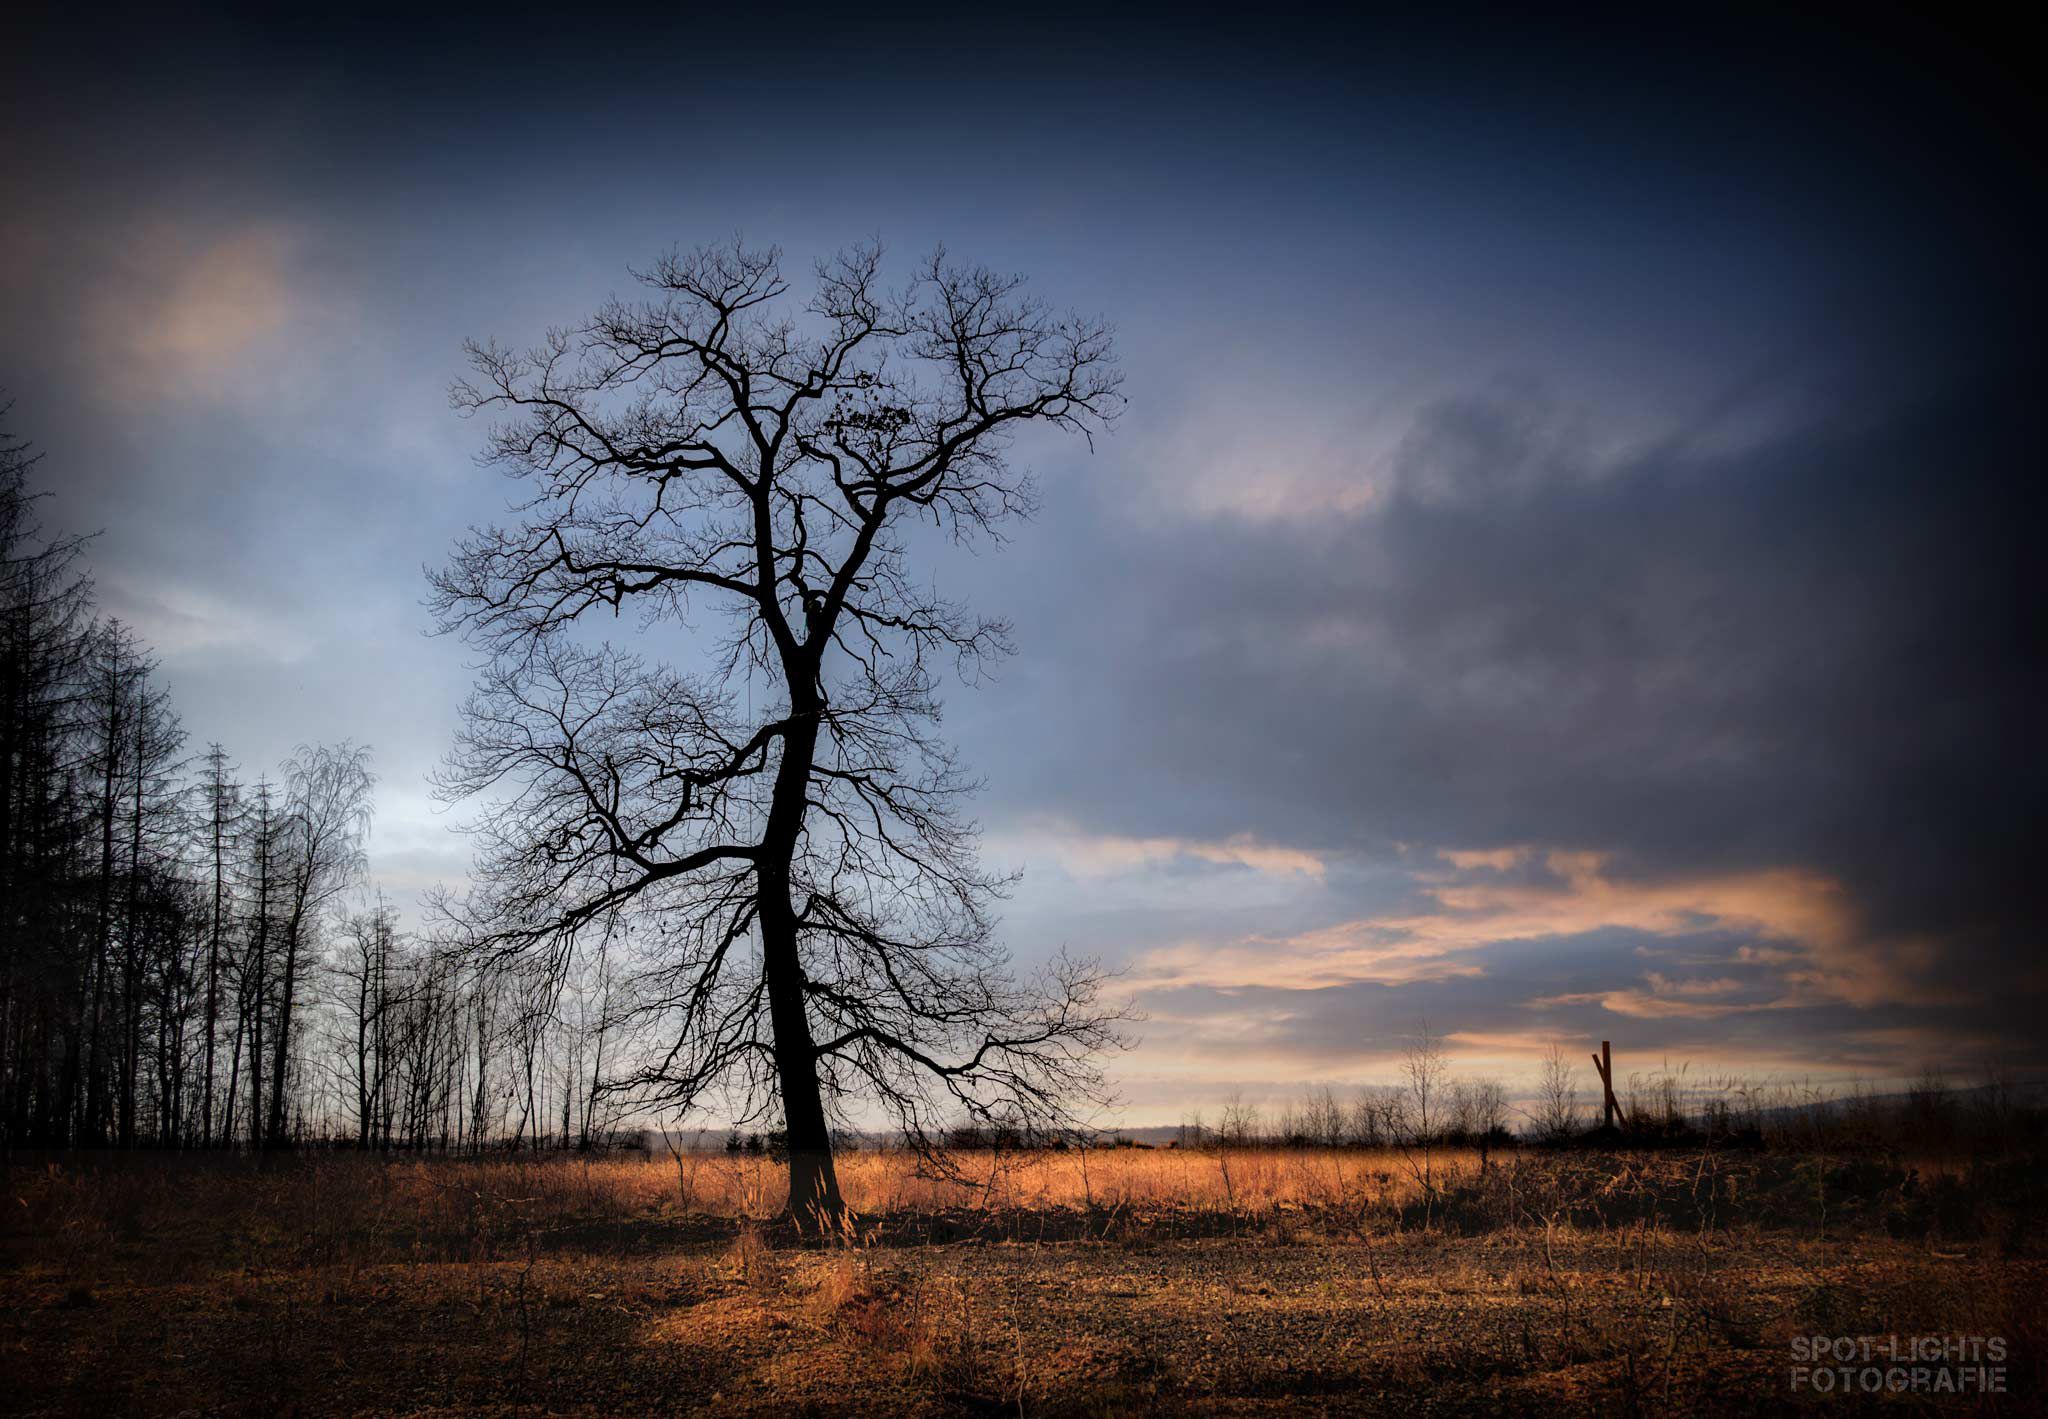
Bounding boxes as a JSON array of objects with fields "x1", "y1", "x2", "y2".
[{"x1": 966, "y1": 369, "x2": 2043, "y2": 1042}]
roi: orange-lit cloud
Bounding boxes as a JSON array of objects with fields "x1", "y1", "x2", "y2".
[
  {"x1": 1124, "y1": 847, "x2": 1928, "y2": 1014},
  {"x1": 1132, "y1": 921, "x2": 1485, "y2": 992},
  {"x1": 1444, "y1": 1029, "x2": 1584, "y2": 1056},
  {"x1": 1526, "y1": 987, "x2": 1800, "y2": 1021},
  {"x1": 992, "y1": 822, "x2": 1326, "y2": 880},
  {"x1": 83, "y1": 222, "x2": 302, "y2": 404},
  {"x1": 1438, "y1": 846, "x2": 1527, "y2": 872}
]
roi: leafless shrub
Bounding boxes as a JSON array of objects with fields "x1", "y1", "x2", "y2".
[
  {"x1": 1535, "y1": 1044, "x2": 1583, "y2": 1142},
  {"x1": 1218, "y1": 1091, "x2": 1261, "y2": 1148}
]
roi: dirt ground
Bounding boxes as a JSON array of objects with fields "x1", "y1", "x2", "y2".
[{"x1": 1, "y1": 1152, "x2": 2039, "y2": 1415}]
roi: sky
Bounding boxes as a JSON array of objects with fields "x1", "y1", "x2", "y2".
[{"x1": 3, "y1": 6, "x2": 2041, "y2": 1122}]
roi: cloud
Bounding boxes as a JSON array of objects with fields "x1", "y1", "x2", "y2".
[
  {"x1": 991, "y1": 821, "x2": 1325, "y2": 880},
  {"x1": 967, "y1": 372, "x2": 2042, "y2": 1106},
  {"x1": 1528, "y1": 988, "x2": 1798, "y2": 1021},
  {"x1": 97, "y1": 574, "x2": 315, "y2": 663},
  {"x1": 1438, "y1": 847, "x2": 1526, "y2": 872},
  {"x1": 1123, "y1": 850, "x2": 1870, "y2": 1003},
  {"x1": 977, "y1": 370, "x2": 2041, "y2": 1062},
  {"x1": 81, "y1": 222, "x2": 303, "y2": 405},
  {"x1": 1132, "y1": 923, "x2": 1485, "y2": 993},
  {"x1": 1119, "y1": 373, "x2": 1674, "y2": 527},
  {"x1": 1443, "y1": 1029, "x2": 1585, "y2": 1057},
  {"x1": 0, "y1": 1, "x2": 2032, "y2": 1134}
]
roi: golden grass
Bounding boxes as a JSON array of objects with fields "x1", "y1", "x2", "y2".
[
  {"x1": 0, "y1": 1141, "x2": 2012, "y2": 1288},
  {"x1": 677, "y1": 1144, "x2": 1482, "y2": 1217},
  {"x1": 5, "y1": 1146, "x2": 2041, "y2": 1415},
  {"x1": 0, "y1": 1145, "x2": 1481, "y2": 1286}
]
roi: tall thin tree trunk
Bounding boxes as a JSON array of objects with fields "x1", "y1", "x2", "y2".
[
  {"x1": 247, "y1": 830, "x2": 269, "y2": 1149},
  {"x1": 265, "y1": 917, "x2": 295, "y2": 1148},
  {"x1": 84, "y1": 660, "x2": 119, "y2": 1144},
  {"x1": 118, "y1": 710, "x2": 144, "y2": 1148},
  {"x1": 201, "y1": 759, "x2": 225, "y2": 1144},
  {"x1": 221, "y1": 984, "x2": 246, "y2": 1146}
]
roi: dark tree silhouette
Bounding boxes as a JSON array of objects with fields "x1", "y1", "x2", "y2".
[
  {"x1": 0, "y1": 415, "x2": 96, "y2": 1147},
  {"x1": 194, "y1": 743, "x2": 243, "y2": 1143},
  {"x1": 0, "y1": 408, "x2": 387, "y2": 1152},
  {"x1": 262, "y1": 742, "x2": 375, "y2": 1147},
  {"x1": 431, "y1": 240, "x2": 1126, "y2": 1232}
]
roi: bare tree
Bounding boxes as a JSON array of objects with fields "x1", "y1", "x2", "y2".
[
  {"x1": 78, "y1": 621, "x2": 146, "y2": 1143},
  {"x1": 1347, "y1": 1085, "x2": 1399, "y2": 1147},
  {"x1": 0, "y1": 414, "x2": 97, "y2": 1150},
  {"x1": 1398, "y1": 1019, "x2": 1448, "y2": 1217},
  {"x1": 1535, "y1": 1042, "x2": 1581, "y2": 1142},
  {"x1": 115, "y1": 662, "x2": 182, "y2": 1148},
  {"x1": 1217, "y1": 1090, "x2": 1261, "y2": 1147},
  {"x1": 193, "y1": 745, "x2": 242, "y2": 1143},
  {"x1": 1303, "y1": 1084, "x2": 1346, "y2": 1148},
  {"x1": 334, "y1": 897, "x2": 400, "y2": 1147},
  {"x1": 1451, "y1": 1078, "x2": 1507, "y2": 1139},
  {"x1": 263, "y1": 742, "x2": 374, "y2": 1147},
  {"x1": 431, "y1": 240, "x2": 1127, "y2": 1232},
  {"x1": 0, "y1": 411, "x2": 392, "y2": 1150},
  {"x1": 1451, "y1": 1076, "x2": 1508, "y2": 1168}
]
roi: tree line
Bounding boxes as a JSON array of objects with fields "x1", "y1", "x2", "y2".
[
  {"x1": 0, "y1": 420, "x2": 360, "y2": 1147},
  {"x1": 1, "y1": 417, "x2": 633, "y2": 1153},
  {"x1": 1173, "y1": 1046, "x2": 2041, "y2": 1157}
]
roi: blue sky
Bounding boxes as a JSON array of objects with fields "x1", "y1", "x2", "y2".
[{"x1": 4, "y1": 7, "x2": 2039, "y2": 1119}]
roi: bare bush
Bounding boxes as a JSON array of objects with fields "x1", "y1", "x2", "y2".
[{"x1": 1536, "y1": 1044, "x2": 1582, "y2": 1141}]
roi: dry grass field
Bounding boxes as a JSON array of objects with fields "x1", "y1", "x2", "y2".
[{"x1": 2, "y1": 1146, "x2": 2041, "y2": 1415}]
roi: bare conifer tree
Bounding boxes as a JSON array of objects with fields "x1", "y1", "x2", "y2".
[
  {"x1": 431, "y1": 241, "x2": 1127, "y2": 1232},
  {"x1": 193, "y1": 745, "x2": 242, "y2": 1143}
]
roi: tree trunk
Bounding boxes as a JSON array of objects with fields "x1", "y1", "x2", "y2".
[
  {"x1": 758, "y1": 713, "x2": 848, "y2": 1237},
  {"x1": 355, "y1": 954, "x2": 372, "y2": 1148},
  {"x1": 85, "y1": 664, "x2": 118, "y2": 1144},
  {"x1": 245, "y1": 801, "x2": 270, "y2": 1149},
  {"x1": 200, "y1": 768, "x2": 224, "y2": 1145},
  {"x1": 760, "y1": 868, "x2": 845, "y2": 1234},
  {"x1": 266, "y1": 892, "x2": 308, "y2": 1147},
  {"x1": 118, "y1": 713, "x2": 144, "y2": 1149}
]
